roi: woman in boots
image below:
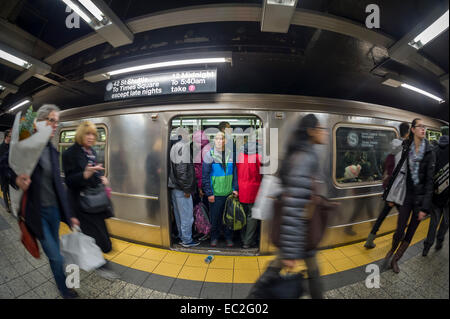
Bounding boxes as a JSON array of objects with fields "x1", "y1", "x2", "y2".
[
  {"x1": 383, "y1": 118, "x2": 436, "y2": 273},
  {"x1": 62, "y1": 121, "x2": 119, "y2": 279}
]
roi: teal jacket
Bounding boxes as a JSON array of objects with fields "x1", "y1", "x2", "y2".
[{"x1": 202, "y1": 148, "x2": 238, "y2": 197}]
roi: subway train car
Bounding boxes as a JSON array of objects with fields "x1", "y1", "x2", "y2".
[{"x1": 54, "y1": 93, "x2": 446, "y2": 255}]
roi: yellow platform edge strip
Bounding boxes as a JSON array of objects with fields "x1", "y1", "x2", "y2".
[{"x1": 57, "y1": 218, "x2": 430, "y2": 284}]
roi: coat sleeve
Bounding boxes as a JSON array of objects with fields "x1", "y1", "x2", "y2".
[
  {"x1": 202, "y1": 152, "x2": 214, "y2": 197},
  {"x1": 0, "y1": 151, "x2": 18, "y2": 189},
  {"x1": 420, "y1": 150, "x2": 436, "y2": 214},
  {"x1": 62, "y1": 147, "x2": 88, "y2": 190},
  {"x1": 279, "y1": 152, "x2": 315, "y2": 260}
]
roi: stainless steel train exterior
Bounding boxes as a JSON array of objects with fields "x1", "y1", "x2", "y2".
[{"x1": 54, "y1": 93, "x2": 447, "y2": 255}]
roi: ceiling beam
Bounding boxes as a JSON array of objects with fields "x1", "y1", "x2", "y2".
[
  {"x1": 0, "y1": 80, "x2": 19, "y2": 94},
  {"x1": 4, "y1": 4, "x2": 445, "y2": 106},
  {"x1": 0, "y1": 18, "x2": 55, "y2": 60}
]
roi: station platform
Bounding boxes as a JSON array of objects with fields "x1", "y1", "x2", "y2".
[{"x1": 0, "y1": 202, "x2": 448, "y2": 299}]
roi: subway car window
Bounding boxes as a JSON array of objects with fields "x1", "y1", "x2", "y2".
[
  {"x1": 335, "y1": 126, "x2": 397, "y2": 185},
  {"x1": 58, "y1": 126, "x2": 107, "y2": 175}
]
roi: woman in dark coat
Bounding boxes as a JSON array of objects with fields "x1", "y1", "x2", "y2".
[
  {"x1": 272, "y1": 114, "x2": 329, "y2": 299},
  {"x1": 0, "y1": 104, "x2": 80, "y2": 299},
  {"x1": 62, "y1": 121, "x2": 118, "y2": 279},
  {"x1": 383, "y1": 118, "x2": 436, "y2": 273}
]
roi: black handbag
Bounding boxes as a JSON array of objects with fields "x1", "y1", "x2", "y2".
[
  {"x1": 79, "y1": 184, "x2": 111, "y2": 214},
  {"x1": 247, "y1": 266, "x2": 304, "y2": 299}
]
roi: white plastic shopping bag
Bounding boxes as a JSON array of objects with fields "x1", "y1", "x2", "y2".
[
  {"x1": 252, "y1": 175, "x2": 283, "y2": 221},
  {"x1": 60, "y1": 226, "x2": 106, "y2": 272}
]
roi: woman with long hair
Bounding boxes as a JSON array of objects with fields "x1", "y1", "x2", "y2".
[
  {"x1": 383, "y1": 118, "x2": 436, "y2": 273},
  {"x1": 277, "y1": 113, "x2": 328, "y2": 298}
]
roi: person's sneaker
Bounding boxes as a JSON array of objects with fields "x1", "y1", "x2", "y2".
[
  {"x1": 96, "y1": 267, "x2": 121, "y2": 280},
  {"x1": 242, "y1": 244, "x2": 251, "y2": 249},
  {"x1": 181, "y1": 240, "x2": 201, "y2": 248},
  {"x1": 435, "y1": 241, "x2": 443, "y2": 250},
  {"x1": 226, "y1": 240, "x2": 234, "y2": 248},
  {"x1": 210, "y1": 239, "x2": 218, "y2": 247},
  {"x1": 62, "y1": 288, "x2": 79, "y2": 299}
]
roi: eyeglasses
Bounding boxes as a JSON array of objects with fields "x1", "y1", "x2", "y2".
[
  {"x1": 46, "y1": 118, "x2": 59, "y2": 125},
  {"x1": 414, "y1": 124, "x2": 427, "y2": 129}
]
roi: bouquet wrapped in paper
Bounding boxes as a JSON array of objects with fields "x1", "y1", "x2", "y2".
[{"x1": 8, "y1": 106, "x2": 52, "y2": 217}]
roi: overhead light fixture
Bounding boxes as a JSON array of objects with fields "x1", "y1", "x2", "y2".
[
  {"x1": 382, "y1": 76, "x2": 445, "y2": 103},
  {"x1": 0, "y1": 49, "x2": 31, "y2": 69},
  {"x1": 8, "y1": 99, "x2": 31, "y2": 113},
  {"x1": 84, "y1": 52, "x2": 232, "y2": 82},
  {"x1": 0, "y1": 85, "x2": 5, "y2": 91},
  {"x1": 409, "y1": 10, "x2": 449, "y2": 49},
  {"x1": 108, "y1": 58, "x2": 230, "y2": 76},
  {"x1": 79, "y1": 0, "x2": 106, "y2": 22},
  {"x1": 401, "y1": 83, "x2": 445, "y2": 103},
  {"x1": 267, "y1": 0, "x2": 297, "y2": 6},
  {"x1": 59, "y1": 0, "x2": 133, "y2": 47},
  {"x1": 61, "y1": 0, "x2": 92, "y2": 24}
]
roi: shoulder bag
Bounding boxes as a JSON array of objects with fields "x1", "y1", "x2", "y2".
[
  {"x1": 18, "y1": 191, "x2": 40, "y2": 258},
  {"x1": 80, "y1": 183, "x2": 111, "y2": 214}
]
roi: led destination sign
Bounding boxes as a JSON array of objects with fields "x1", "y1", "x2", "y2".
[{"x1": 104, "y1": 68, "x2": 217, "y2": 101}]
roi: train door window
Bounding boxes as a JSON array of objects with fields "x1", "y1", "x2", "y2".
[
  {"x1": 58, "y1": 125, "x2": 108, "y2": 176},
  {"x1": 169, "y1": 116, "x2": 263, "y2": 251},
  {"x1": 334, "y1": 124, "x2": 398, "y2": 186},
  {"x1": 426, "y1": 129, "x2": 442, "y2": 145}
]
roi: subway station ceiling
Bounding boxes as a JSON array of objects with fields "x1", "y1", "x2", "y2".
[{"x1": 0, "y1": 0, "x2": 448, "y2": 129}]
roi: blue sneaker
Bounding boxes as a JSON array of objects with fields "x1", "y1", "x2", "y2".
[{"x1": 181, "y1": 240, "x2": 201, "y2": 248}]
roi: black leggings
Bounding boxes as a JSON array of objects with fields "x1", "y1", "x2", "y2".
[{"x1": 393, "y1": 191, "x2": 421, "y2": 244}]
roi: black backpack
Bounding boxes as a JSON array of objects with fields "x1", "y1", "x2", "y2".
[{"x1": 223, "y1": 195, "x2": 246, "y2": 231}]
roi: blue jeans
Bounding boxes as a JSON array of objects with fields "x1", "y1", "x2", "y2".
[
  {"x1": 39, "y1": 206, "x2": 68, "y2": 296},
  {"x1": 171, "y1": 189, "x2": 194, "y2": 244},
  {"x1": 210, "y1": 195, "x2": 232, "y2": 242}
]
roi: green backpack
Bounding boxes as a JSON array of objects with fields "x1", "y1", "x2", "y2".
[{"x1": 223, "y1": 195, "x2": 247, "y2": 231}]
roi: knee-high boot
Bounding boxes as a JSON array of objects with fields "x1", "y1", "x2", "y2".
[
  {"x1": 391, "y1": 241, "x2": 409, "y2": 273},
  {"x1": 383, "y1": 237, "x2": 401, "y2": 269}
]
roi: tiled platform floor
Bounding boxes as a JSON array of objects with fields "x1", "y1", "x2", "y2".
[{"x1": 1, "y1": 202, "x2": 448, "y2": 299}]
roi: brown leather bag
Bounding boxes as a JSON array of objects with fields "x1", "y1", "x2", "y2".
[{"x1": 18, "y1": 191, "x2": 40, "y2": 259}]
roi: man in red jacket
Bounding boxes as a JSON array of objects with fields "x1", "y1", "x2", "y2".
[{"x1": 236, "y1": 134, "x2": 262, "y2": 249}]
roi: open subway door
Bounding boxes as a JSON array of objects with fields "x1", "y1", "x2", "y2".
[{"x1": 169, "y1": 116, "x2": 264, "y2": 254}]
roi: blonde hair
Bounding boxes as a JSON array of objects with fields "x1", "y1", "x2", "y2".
[{"x1": 75, "y1": 121, "x2": 98, "y2": 145}]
